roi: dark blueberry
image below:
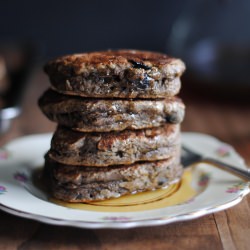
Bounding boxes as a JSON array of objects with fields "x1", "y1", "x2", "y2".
[
  {"x1": 165, "y1": 112, "x2": 180, "y2": 124},
  {"x1": 104, "y1": 75, "x2": 120, "y2": 84},
  {"x1": 89, "y1": 72, "x2": 102, "y2": 83},
  {"x1": 76, "y1": 193, "x2": 83, "y2": 199},
  {"x1": 103, "y1": 76, "x2": 112, "y2": 83},
  {"x1": 158, "y1": 177, "x2": 167, "y2": 186},
  {"x1": 121, "y1": 86, "x2": 127, "y2": 91},
  {"x1": 134, "y1": 77, "x2": 150, "y2": 90},
  {"x1": 116, "y1": 151, "x2": 124, "y2": 158},
  {"x1": 80, "y1": 138, "x2": 98, "y2": 155},
  {"x1": 129, "y1": 60, "x2": 151, "y2": 70},
  {"x1": 113, "y1": 75, "x2": 120, "y2": 81}
]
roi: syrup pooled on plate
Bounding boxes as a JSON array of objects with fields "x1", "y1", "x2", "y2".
[{"x1": 49, "y1": 169, "x2": 198, "y2": 212}]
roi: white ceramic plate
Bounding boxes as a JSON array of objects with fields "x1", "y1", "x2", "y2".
[{"x1": 0, "y1": 133, "x2": 249, "y2": 229}]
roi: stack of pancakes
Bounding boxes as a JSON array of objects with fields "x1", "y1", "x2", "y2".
[{"x1": 38, "y1": 50, "x2": 186, "y2": 202}]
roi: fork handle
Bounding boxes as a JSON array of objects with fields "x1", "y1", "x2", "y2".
[{"x1": 203, "y1": 158, "x2": 250, "y2": 181}]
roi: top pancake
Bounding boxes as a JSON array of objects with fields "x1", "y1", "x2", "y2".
[{"x1": 44, "y1": 50, "x2": 185, "y2": 99}]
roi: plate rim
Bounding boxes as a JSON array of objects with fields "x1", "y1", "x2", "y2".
[{"x1": 0, "y1": 192, "x2": 248, "y2": 229}]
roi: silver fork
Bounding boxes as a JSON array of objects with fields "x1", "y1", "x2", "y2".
[{"x1": 181, "y1": 145, "x2": 250, "y2": 181}]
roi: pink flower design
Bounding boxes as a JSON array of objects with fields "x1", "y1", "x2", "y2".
[
  {"x1": 198, "y1": 173, "x2": 210, "y2": 187},
  {"x1": 14, "y1": 172, "x2": 28, "y2": 183},
  {"x1": 0, "y1": 185, "x2": 7, "y2": 194},
  {"x1": 226, "y1": 182, "x2": 246, "y2": 193},
  {"x1": 215, "y1": 145, "x2": 231, "y2": 157},
  {"x1": 0, "y1": 149, "x2": 9, "y2": 160},
  {"x1": 101, "y1": 216, "x2": 131, "y2": 221}
]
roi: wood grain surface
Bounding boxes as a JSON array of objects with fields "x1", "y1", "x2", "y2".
[{"x1": 0, "y1": 68, "x2": 249, "y2": 250}]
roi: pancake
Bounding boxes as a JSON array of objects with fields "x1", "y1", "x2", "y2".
[
  {"x1": 49, "y1": 124, "x2": 180, "y2": 167},
  {"x1": 43, "y1": 155, "x2": 183, "y2": 202},
  {"x1": 38, "y1": 89, "x2": 185, "y2": 132},
  {"x1": 44, "y1": 50, "x2": 185, "y2": 99}
]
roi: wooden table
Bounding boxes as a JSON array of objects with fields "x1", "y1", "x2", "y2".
[{"x1": 0, "y1": 69, "x2": 249, "y2": 250}]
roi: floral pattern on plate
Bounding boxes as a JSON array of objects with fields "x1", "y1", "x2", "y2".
[
  {"x1": 198, "y1": 172, "x2": 211, "y2": 187},
  {"x1": 215, "y1": 144, "x2": 231, "y2": 157},
  {"x1": 14, "y1": 172, "x2": 29, "y2": 183},
  {"x1": 226, "y1": 182, "x2": 249, "y2": 194},
  {"x1": 0, "y1": 149, "x2": 9, "y2": 160},
  {"x1": 0, "y1": 186, "x2": 7, "y2": 194}
]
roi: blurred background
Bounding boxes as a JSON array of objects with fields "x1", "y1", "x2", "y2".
[
  {"x1": 0, "y1": 0, "x2": 250, "y2": 143},
  {"x1": 0, "y1": 0, "x2": 185, "y2": 58}
]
